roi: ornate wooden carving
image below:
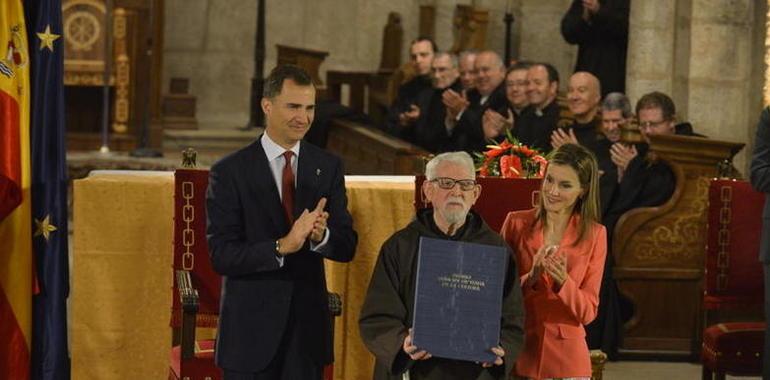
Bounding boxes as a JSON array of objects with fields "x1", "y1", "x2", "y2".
[
  {"x1": 613, "y1": 134, "x2": 744, "y2": 357},
  {"x1": 379, "y1": 12, "x2": 403, "y2": 71},
  {"x1": 62, "y1": 0, "x2": 130, "y2": 133},
  {"x1": 450, "y1": 5, "x2": 489, "y2": 53},
  {"x1": 62, "y1": 0, "x2": 164, "y2": 151}
]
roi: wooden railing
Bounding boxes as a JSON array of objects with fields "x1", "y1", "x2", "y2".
[{"x1": 326, "y1": 118, "x2": 430, "y2": 175}]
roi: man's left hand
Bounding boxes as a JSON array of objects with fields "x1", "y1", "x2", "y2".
[
  {"x1": 309, "y1": 199, "x2": 329, "y2": 243},
  {"x1": 482, "y1": 109, "x2": 513, "y2": 139},
  {"x1": 480, "y1": 346, "x2": 505, "y2": 368},
  {"x1": 550, "y1": 128, "x2": 579, "y2": 149}
]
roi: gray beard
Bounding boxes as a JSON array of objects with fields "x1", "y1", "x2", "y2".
[{"x1": 442, "y1": 209, "x2": 467, "y2": 225}]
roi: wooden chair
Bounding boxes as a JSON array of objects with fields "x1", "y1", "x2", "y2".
[
  {"x1": 700, "y1": 179, "x2": 765, "y2": 379},
  {"x1": 169, "y1": 168, "x2": 341, "y2": 380}
]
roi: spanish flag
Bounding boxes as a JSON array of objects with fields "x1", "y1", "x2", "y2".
[{"x1": 0, "y1": 0, "x2": 32, "y2": 378}]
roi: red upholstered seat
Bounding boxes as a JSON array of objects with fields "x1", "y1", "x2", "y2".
[
  {"x1": 702, "y1": 322, "x2": 765, "y2": 376},
  {"x1": 701, "y1": 180, "x2": 766, "y2": 380}
]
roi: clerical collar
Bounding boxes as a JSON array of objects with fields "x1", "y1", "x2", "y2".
[{"x1": 534, "y1": 99, "x2": 555, "y2": 117}]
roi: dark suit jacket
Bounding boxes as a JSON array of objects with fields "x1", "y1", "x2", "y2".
[
  {"x1": 750, "y1": 106, "x2": 770, "y2": 263},
  {"x1": 397, "y1": 80, "x2": 463, "y2": 153},
  {"x1": 206, "y1": 136, "x2": 357, "y2": 372},
  {"x1": 452, "y1": 83, "x2": 509, "y2": 153}
]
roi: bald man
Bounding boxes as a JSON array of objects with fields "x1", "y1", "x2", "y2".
[
  {"x1": 550, "y1": 71, "x2": 602, "y2": 151},
  {"x1": 443, "y1": 50, "x2": 509, "y2": 153}
]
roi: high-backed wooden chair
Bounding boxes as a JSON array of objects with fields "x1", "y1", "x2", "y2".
[
  {"x1": 169, "y1": 168, "x2": 341, "y2": 380},
  {"x1": 701, "y1": 179, "x2": 765, "y2": 379}
]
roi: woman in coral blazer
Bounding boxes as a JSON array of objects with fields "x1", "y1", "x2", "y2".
[{"x1": 501, "y1": 144, "x2": 607, "y2": 380}]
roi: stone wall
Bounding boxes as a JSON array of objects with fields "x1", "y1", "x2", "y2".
[
  {"x1": 162, "y1": 0, "x2": 576, "y2": 127},
  {"x1": 627, "y1": 0, "x2": 768, "y2": 172}
]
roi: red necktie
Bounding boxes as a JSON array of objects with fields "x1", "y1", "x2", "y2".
[{"x1": 281, "y1": 151, "x2": 295, "y2": 224}]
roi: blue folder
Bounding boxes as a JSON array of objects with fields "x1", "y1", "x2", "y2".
[{"x1": 412, "y1": 236, "x2": 508, "y2": 363}]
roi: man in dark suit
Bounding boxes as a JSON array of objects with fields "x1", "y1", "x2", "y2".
[
  {"x1": 206, "y1": 64, "x2": 358, "y2": 379},
  {"x1": 443, "y1": 50, "x2": 508, "y2": 153},
  {"x1": 749, "y1": 106, "x2": 770, "y2": 380}
]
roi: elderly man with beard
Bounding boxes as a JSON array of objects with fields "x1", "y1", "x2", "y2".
[
  {"x1": 396, "y1": 52, "x2": 462, "y2": 153},
  {"x1": 359, "y1": 152, "x2": 524, "y2": 380},
  {"x1": 443, "y1": 51, "x2": 509, "y2": 153}
]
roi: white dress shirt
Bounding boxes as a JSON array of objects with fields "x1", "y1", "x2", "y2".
[{"x1": 261, "y1": 133, "x2": 329, "y2": 266}]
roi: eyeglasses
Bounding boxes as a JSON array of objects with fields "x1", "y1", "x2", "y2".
[
  {"x1": 431, "y1": 177, "x2": 477, "y2": 191},
  {"x1": 638, "y1": 119, "x2": 668, "y2": 130}
]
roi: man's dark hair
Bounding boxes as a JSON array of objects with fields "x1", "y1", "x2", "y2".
[
  {"x1": 506, "y1": 61, "x2": 532, "y2": 75},
  {"x1": 411, "y1": 36, "x2": 438, "y2": 53},
  {"x1": 535, "y1": 62, "x2": 559, "y2": 83},
  {"x1": 635, "y1": 91, "x2": 676, "y2": 120},
  {"x1": 263, "y1": 64, "x2": 313, "y2": 99},
  {"x1": 533, "y1": 62, "x2": 560, "y2": 84}
]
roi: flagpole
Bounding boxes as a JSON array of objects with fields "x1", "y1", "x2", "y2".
[{"x1": 99, "y1": 0, "x2": 113, "y2": 154}]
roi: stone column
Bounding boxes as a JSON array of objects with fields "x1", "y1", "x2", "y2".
[
  {"x1": 625, "y1": 0, "x2": 679, "y2": 104},
  {"x1": 686, "y1": 0, "x2": 757, "y2": 169}
]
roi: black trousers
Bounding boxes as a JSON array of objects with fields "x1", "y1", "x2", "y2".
[{"x1": 222, "y1": 303, "x2": 323, "y2": 380}]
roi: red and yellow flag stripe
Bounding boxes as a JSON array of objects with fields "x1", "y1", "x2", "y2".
[{"x1": 0, "y1": 0, "x2": 32, "y2": 378}]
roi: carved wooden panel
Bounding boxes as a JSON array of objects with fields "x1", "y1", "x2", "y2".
[{"x1": 613, "y1": 134, "x2": 745, "y2": 358}]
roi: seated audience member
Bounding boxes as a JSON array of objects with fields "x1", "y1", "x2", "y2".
[
  {"x1": 501, "y1": 143, "x2": 606, "y2": 380},
  {"x1": 599, "y1": 92, "x2": 633, "y2": 144},
  {"x1": 594, "y1": 92, "x2": 634, "y2": 213},
  {"x1": 443, "y1": 50, "x2": 509, "y2": 153},
  {"x1": 504, "y1": 62, "x2": 532, "y2": 118},
  {"x1": 550, "y1": 71, "x2": 603, "y2": 153},
  {"x1": 396, "y1": 52, "x2": 462, "y2": 153},
  {"x1": 514, "y1": 63, "x2": 561, "y2": 153},
  {"x1": 359, "y1": 152, "x2": 525, "y2": 380},
  {"x1": 583, "y1": 92, "x2": 634, "y2": 359},
  {"x1": 386, "y1": 37, "x2": 437, "y2": 135},
  {"x1": 481, "y1": 62, "x2": 533, "y2": 143},
  {"x1": 604, "y1": 91, "x2": 689, "y2": 236},
  {"x1": 458, "y1": 50, "x2": 479, "y2": 91}
]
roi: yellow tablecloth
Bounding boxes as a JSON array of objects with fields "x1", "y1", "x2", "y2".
[
  {"x1": 72, "y1": 171, "x2": 175, "y2": 379},
  {"x1": 72, "y1": 171, "x2": 415, "y2": 379}
]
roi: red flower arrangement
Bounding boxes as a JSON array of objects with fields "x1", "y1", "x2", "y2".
[{"x1": 474, "y1": 133, "x2": 547, "y2": 178}]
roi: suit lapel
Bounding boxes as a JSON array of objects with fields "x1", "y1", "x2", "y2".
[
  {"x1": 249, "y1": 135, "x2": 290, "y2": 232},
  {"x1": 295, "y1": 141, "x2": 321, "y2": 215}
]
